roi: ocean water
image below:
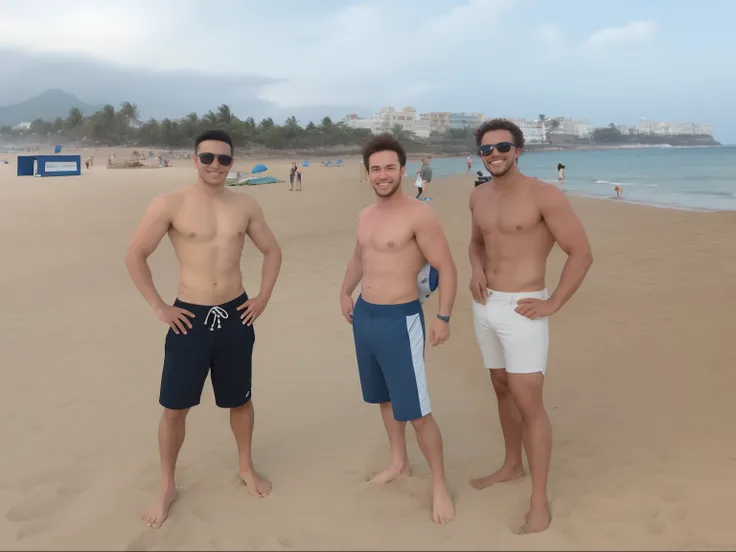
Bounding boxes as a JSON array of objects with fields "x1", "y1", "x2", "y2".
[{"x1": 406, "y1": 147, "x2": 736, "y2": 212}]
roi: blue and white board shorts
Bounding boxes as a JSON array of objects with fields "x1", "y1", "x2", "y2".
[{"x1": 351, "y1": 296, "x2": 430, "y2": 422}]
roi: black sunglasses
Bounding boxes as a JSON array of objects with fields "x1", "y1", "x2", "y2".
[
  {"x1": 479, "y1": 142, "x2": 515, "y2": 156},
  {"x1": 198, "y1": 152, "x2": 233, "y2": 166}
]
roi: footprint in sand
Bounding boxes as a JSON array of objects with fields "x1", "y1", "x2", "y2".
[
  {"x1": 126, "y1": 530, "x2": 161, "y2": 552},
  {"x1": 6, "y1": 484, "x2": 82, "y2": 523},
  {"x1": 5, "y1": 474, "x2": 87, "y2": 542},
  {"x1": 15, "y1": 518, "x2": 56, "y2": 541},
  {"x1": 646, "y1": 517, "x2": 666, "y2": 535}
]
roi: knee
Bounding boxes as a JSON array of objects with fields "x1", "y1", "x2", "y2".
[
  {"x1": 409, "y1": 413, "x2": 433, "y2": 432},
  {"x1": 511, "y1": 392, "x2": 546, "y2": 422},
  {"x1": 490, "y1": 371, "x2": 511, "y2": 398},
  {"x1": 231, "y1": 401, "x2": 253, "y2": 414},
  {"x1": 162, "y1": 407, "x2": 189, "y2": 424}
]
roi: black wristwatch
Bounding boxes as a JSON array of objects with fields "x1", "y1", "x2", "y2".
[{"x1": 436, "y1": 314, "x2": 450, "y2": 323}]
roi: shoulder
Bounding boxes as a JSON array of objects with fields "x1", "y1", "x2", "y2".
[
  {"x1": 528, "y1": 178, "x2": 569, "y2": 210},
  {"x1": 406, "y1": 197, "x2": 439, "y2": 228},
  {"x1": 357, "y1": 204, "x2": 376, "y2": 221},
  {"x1": 469, "y1": 182, "x2": 484, "y2": 204},
  {"x1": 469, "y1": 181, "x2": 493, "y2": 208},
  {"x1": 147, "y1": 189, "x2": 183, "y2": 218},
  {"x1": 225, "y1": 188, "x2": 262, "y2": 214},
  {"x1": 530, "y1": 179, "x2": 572, "y2": 216}
]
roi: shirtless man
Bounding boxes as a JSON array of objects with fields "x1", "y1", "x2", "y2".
[
  {"x1": 468, "y1": 119, "x2": 593, "y2": 534},
  {"x1": 339, "y1": 134, "x2": 457, "y2": 524},
  {"x1": 125, "y1": 129, "x2": 282, "y2": 529}
]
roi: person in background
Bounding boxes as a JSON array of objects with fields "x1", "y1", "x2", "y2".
[
  {"x1": 289, "y1": 162, "x2": 297, "y2": 191},
  {"x1": 416, "y1": 157, "x2": 433, "y2": 200},
  {"x1": 557, "y1": 163, "x2": 565, "y2": 183}
]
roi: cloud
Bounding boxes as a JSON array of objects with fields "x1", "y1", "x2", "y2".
[
  {"x1": 0, "y1": 0, "x2": 180, "y2": 66},
  {"x1": 584, "y1": 20, "x2": 658, "y2": 48},
  {"x1": 0, "y1": 2, "x2": 732, "y2": 141},
  {"x1": 254, "y1": 0, "x2": 515, "y2": 109},
  {"x1": 0, "y1": 47, "x2": 283, "y2": 121}
]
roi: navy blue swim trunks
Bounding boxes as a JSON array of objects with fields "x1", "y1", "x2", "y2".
[
  {"x1": 159, "y1": 292, "x2": 254, "y2": 410},
  {"x1": 351, "y1": 296, "x2": 431, "y2": 422}
]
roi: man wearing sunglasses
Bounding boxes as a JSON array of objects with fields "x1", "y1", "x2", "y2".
[
  {"x1": 467, "y1": 119, "x2": 593, "y2": 534},
  {"x1": 125, "y1": 129, "x2": 282, "y2": 529}
]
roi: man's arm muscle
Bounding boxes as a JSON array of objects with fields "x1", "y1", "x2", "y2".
[
  {"x1": 414, "y1": 205, "x2": 457, "y2": 318},
  {"x1": 538, "y1": 184, "x2": 593, "y2": 311},
  {"x1": 245, "y1": 198, "x2": 282, "y2": 300},
  {"x1": 340, "y1": 211, "x2": 366, "y2": 297},
  {"x1": 468, "y1": 189, "x2": 486, "y2": 274},
  {"x1": 124, "y1": 194, "x2": 174, "y2": 309}
]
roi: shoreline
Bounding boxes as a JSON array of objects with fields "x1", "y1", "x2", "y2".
[{"x1": 433, "y1": 174, "x2": 734, "y2": 213}]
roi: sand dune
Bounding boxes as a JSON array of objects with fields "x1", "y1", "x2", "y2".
[{"x1": 1, "y1": 154, "x2": 735, "y2": 550}]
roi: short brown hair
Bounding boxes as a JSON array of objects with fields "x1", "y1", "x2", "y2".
[
  {"x1": 474, "y1": 118, "x2": 525, "y2": 151},
  {"x1": 362, "y1": 133, "x2": 407, "y2": 169}
]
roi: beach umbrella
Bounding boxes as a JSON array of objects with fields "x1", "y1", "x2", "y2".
[
  {"x1": 251, "y1": 163, "x2": 267, "y2": 173},
  {"x1": 302, "y1": 160, "x2": 309, "y2": 167}
]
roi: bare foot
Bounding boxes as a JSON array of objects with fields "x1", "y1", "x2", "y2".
[
  {"x1": 140, "y1": 487, "x2": 178, "y2": 529},
  {"x1": 368, "y1": 462, "x2": 410, "y2": 484},
  {"x1": 240, "y1": 469, "x2": 272, "y2": 498},
  {"x1": 432, "y1": 483, "x2": 455, "y2": 524},
  {"x1": 470, "y1": 465, "x2": 525, "y2": 490},
  {"x1": 521, "y1": 505, "x2": 551, "y2": 534}
]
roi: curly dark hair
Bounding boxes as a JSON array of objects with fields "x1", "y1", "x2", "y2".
[
  {"x1": 362, "y1": 133, "x2": 407, "y2": 169},
  {"x1": 474, "y1": 118, "x2": 525, "y2": 151}
]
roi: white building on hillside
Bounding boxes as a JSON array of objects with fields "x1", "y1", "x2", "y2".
[
  {"x1": 508, "y1": 118, "x2": 546, "y2": 144},
  {"x1": 547, "y1": 117, "x2": 592, "y2": 138},
  {"x1": 343, "y1": 106, "x2": 432, "y2": 139},
  {"x1": 635, "y1": 119, "x2": 711, "y2": 136},
  {"x1": 418, "y1": 112, "x2": 484, "y2": 134}
]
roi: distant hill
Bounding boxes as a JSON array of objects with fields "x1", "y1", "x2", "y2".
[{"x1": 0, "y1": 90, "x2": 103, "y2": 126}]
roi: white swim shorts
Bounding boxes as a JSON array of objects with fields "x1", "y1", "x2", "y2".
[{"x1": 471, "y1": 288, "x2": 549, "y2": 374}]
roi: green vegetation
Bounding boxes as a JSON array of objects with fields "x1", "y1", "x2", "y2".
[
  {"x1": 0, "y1": 102, "x2": 441, "y2": 152},
  {"x1": 0, "y1": 103, "x2": 717, "y2": 152},
  {"x1": 590, "y1": 123, "x2": 717, "y2": 146}
]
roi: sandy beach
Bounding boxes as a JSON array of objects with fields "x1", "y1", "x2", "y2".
[{"x1": 1, "y1": 150, "x2": 735, "y2": 551}]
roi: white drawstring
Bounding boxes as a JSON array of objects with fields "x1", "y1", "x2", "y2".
[{"x1": 205, "y1": 306, "x2": 228, "y2": 331}]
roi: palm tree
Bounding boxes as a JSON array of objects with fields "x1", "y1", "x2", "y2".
[
  {"x1": 66, "y1": 107, "x2": 84, "y2": 130},
  {"x1": 259, "y1": 117, "x2": 274, "y2": 130},
  {"x1": 180, "y1": 112, "x2": 200, "y2": 142},
  {"x1": 119, "y1": 101, "x2": 140, "y2": 125},
  {"x1": 203, "y1": 111, "x2": 218, "y2": 126},
  {"x1": 216, "y1": 104, "x2": 234, "y2": 125}
]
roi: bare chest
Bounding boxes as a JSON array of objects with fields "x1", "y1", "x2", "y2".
[
  {"x1": 358, "y1": 214, "x2": 415, "y2": 254},
  {"x1": 474, "y1": 193, "x2": 542, "y2": 237},
  {"x1": 170, "y1": 201, "x2": 247, "y2": 244}
]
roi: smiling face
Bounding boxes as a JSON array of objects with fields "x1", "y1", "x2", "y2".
[
  {"x1": 479, "y1": 129, "x2": 521, "y2": 178},
  {"x1": 194, "y1": 139, "x2": 233, "y2": 187},
  {"x1": 367, "y1": 150, "x2": 405, "y2": 198}
]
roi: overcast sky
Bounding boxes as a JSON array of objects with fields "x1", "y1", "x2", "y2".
[{"x1": 1, "y1": 0, "x2": 734, "y2": 141}]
